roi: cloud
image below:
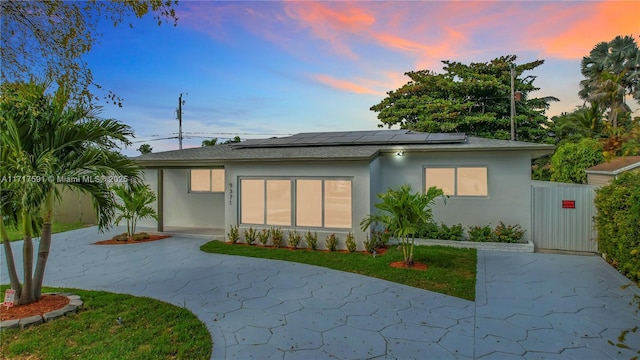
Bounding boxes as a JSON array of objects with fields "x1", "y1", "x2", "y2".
[
  {"x1": 311, "y1": 74, "x2": 382, "y2": 95},
  {"x1": 526, "y1": 1, "x2": 640, "y2": 59}
]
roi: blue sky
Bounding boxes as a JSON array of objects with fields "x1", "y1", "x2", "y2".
[{"x1": 84, "y1": 1, "x2": 640, "y2": 156}]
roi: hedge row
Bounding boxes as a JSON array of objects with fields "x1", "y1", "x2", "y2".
[{"x1": 594, "y1": 171, "x2": 640, "y2": 282}]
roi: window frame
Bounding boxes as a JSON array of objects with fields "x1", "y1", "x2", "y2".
[
  {"x1": 238, "y1": 177, "x2": 353, "y2": 229},
  {"x1": 424, "y1": 166, "x2": 489, "y2": 197}
]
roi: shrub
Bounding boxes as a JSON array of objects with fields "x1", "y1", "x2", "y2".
[
  {"x1": 438, "y1": 223, "x2": 464, "y2": 240},
  {"x1": 550, "y1": 138, "x2": 604, "y2": 184},
  {"x1": 492, "y1": 222, "x2": 525, "y2": 243},
  {"x1": 417, "y1": 222, "x2": 440, "y2": 239},
  {"x1": 305, "y1": 230, "x2": 318, "y2": 250},
  {"x1": 345, "y1": 232, "x2": 357, "y2": 252},
  {"x1": 288, "y1": 230, "x2": 302, "y2": 249},
  {"x1": 257, "y1": 228, "x2": 270, "y2": 246},
  {"x1": 595, "y1": 172, "x2": 640, "y2": 282},
  {"x1": 363, "y1": 234, "x2": 376, "y2": 253},
  {"x1": 325, "y1": 233, "x2": 338, "y2": 252},
  {"x1": 468, "y1": 225, "x2": 493, "y2": 242},
  {"x1": 227, "y1": 225, "x2": 240, "y2": 244},
  {"x1": 270, "y1": 227, "x2": 284, "y2": 247},
  {"x1": 244, "y1": 227, "x2": 257, "y2": 245}
]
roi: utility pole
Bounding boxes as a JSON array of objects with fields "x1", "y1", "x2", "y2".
[
  {"x1": 510, "y1": 63, "x2": 516, "y2": 141},
  {"x1": 177, "y1": 93, "x2": 185, "y2": 150}
]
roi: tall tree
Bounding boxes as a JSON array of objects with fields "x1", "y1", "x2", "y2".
[
  {"x1": 1, "y1": 0, "x2": 179, "y2": 104},
  {"x1": 202, "y1": 138, "x2": 218, "y2": 147},
  {"x1": 138, "y1": 143, "x2": 153, "y2": 154},
  {"x1": 1, "y1": 80, "x2": 141, "y2": 305},
  {"x1": 579, "y1": 35, "x2": 640, "y2": 129},
  {"x1": 371, "y1": 55, "x2": 558, "y2": 143},
  {"x1": 550, "y1": 105, "x2": 606, "y2": 143}
]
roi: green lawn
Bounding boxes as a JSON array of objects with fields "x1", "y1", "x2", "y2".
[
  {"x1": 200, "y1": 242, "x2": 477, "y2": 301},
  {"x1": 3, "y1": 222, "x2": 88, "y2": 242},
  {"x1": 0, "y1": 286, "x2": 212, "y2": 360}
]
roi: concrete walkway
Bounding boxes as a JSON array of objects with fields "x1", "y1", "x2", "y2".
[{"x1": 1, "y1": 227, "x2": 639, "y2": 359}]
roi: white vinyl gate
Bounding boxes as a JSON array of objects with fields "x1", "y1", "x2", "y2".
[{"x1": 531, "y1": 181, "x2": 598, "y2": 253}]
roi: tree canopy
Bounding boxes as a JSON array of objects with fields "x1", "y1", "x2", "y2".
[
  {"x1": 1, "y1": 0, "x2": 179, "y2": 104},
  {"x1": 370, "y1": 55, "x2": 558, "y2": 143}
]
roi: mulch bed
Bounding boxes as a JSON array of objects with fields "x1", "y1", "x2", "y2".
[
  {"x1": 1, "y1": 294, "x2": 70, "y2": 321},
  {"x1": 93, "y1": 234, "x2": 171, "y2": 245}
]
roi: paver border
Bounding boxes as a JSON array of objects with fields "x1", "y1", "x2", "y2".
[{"x1": 0, "y1": 293, "x2": 82, "y2": 331}]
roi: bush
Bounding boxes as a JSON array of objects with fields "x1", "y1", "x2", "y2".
[
  {"x1": 288, "y1": 230, "x2": 302, "y2": 249},
  {"x1": 595, "y1": 172, "x2": 640, "y2": 282},
  {"x1": 270, "y1": 227, "x2": 284, "y2": 247},
  {"x1": 325, "y1": 233, "x2": 338, "y2": 252},
  {"x1": 492, "y1": 222, "x2": 525, "y2": 243},
  {"x1": 468, "y1": 225, "x2": 493, "y2": 242},
  {"x1": 257, "y1": 228, "x2": 270, "y2": 246},
  {"x1": 363, "y1": 234, "x2": 376, "y2": 253},
  {"x1": 550, "y1": 138, "x2": 605, "y2": 184},
  {"x1": 438, "y1": 223, "x2": 464, "y2": 240},
  {"x1": 417, "y1": 222, "x2": 440, "y2": 239},
  {"x1": 305, "y1": 230, "x2": 318, "y2": 250},
  {"x1": 227, "y1": 225, "x2": 240, "y2": 244},
  {"x1": 345, "y1": 232, "x2": 357, "y2": 252},
  {"x1": 244, "y1": 227, "x2": 257, "y2": 245}
]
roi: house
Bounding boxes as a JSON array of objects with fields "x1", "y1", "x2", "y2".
[
  {"x1": 585, "y1": 156, "x2": 640, "y2": 186},
  {"x1": 134, "y1": 130, "x2": 554, "y2": 249}
]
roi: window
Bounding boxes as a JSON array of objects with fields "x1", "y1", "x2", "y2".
[
  {"x1": 324, "y1": 180, "x2": 352, "y2": 228},
  {"x1": 241, "y1": 179, "x2": 265, "y2": 224},
  {"x1": 425, "y1": 167, "x2": 488, "y2": 196},
  {"x1": 239, "y1": 178, "x2": 352, "y2": 228},
  {"x1": 296, "y1": 180, "x2": 322, "y2": 227},
  {"x1": 190, "y1": 169, "x2": 224, "y2": 192},
  {"x1": 266, "y1": 180, "x2": 291, "y2": 226}
]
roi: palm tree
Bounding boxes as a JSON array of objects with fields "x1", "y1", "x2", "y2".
[
  {"x1": 552, "y1": 105, "x2": 605, "y2": 142},
  {"x1": 579, "y1": 35, "x2": 640, "y2": 129},
  {"x1": 201, "y1": 138, "x2": 218, "y2": 146},
  {"x1": 1, "y1": 80, "x2": 141, "y2": 305},
  {"x1": 113, "y1": 183, "x2": 158, "y2": 241},
  {"x1": 360, "y1": 184, "x2": 444, "y2": 266}
]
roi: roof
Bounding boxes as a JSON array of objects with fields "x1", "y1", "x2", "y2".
[
  {"x1": 585, "y1": 156, "x2": 640, "y2": 175},
  {"x1": 133, "y1": 130, "x2": 555, "y2": 167}
]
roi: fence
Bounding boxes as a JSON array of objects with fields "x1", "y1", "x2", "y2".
[{"x1": 531, "y1": 181, "x2": 598, "y2": 253}]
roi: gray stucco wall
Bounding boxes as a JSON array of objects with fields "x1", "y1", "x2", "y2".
[
  {"x1": 375, "y1": 151, "x2": 533, "y2": 241},
  {"x1": 224, "y1": 161, "x2": 371, "y2": 250},
  {"x1": 161, "y1": 169, "x2": 226, "y2": 229}
]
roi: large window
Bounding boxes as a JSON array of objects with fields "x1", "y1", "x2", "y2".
[
  {"x1": 240, "y1": 178, "x2": 352, "y2": 229},
  {"x1": 425, "y1": 167, "x2": 488, "y2": 196},
  {"x1": 190, "y1": 169, "x2": 225, "y2": 192}
]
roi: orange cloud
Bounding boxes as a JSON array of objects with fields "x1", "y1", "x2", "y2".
[
  {"x1": 312, "y1": 74, "x2": 385, "y2": 95},
  {"x1": 532, "y1": 1, "x2": 640, "y2": 59},
  {"x1": 283, "y1": 1, "x2": 375, "y2": 59}
]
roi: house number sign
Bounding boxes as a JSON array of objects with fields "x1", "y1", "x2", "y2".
[{"x1": 229, "y1": 183, "x2": 233, "y2": 205}]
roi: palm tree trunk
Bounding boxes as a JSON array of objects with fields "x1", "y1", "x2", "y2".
[
  {"x1": 1, "y1": 218, "x2": 23, "y2": 300},
  {"x1": 20, "y1": 211, "x2": 36, "y2": 305},
  {"x1": 34, "y1": 188, "x2": 54, "y2": 299}
]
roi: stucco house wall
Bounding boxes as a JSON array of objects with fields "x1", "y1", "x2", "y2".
[
  {"x1": 161, "y1": 168, "x2": 226, "y2": 229},
  {"x1": 375, "y1": 151, "x2": 533, "y2": 241},
  {"x1": 224, "y1": 161, "x2": 371, "y2": 250},
  {"x1": 136, "y1": 169, "x2": 159, "y2": 228}
]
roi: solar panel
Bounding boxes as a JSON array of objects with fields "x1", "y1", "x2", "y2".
[{"x1": 231, "y1": 130, "x2": 466, "y2": 149}]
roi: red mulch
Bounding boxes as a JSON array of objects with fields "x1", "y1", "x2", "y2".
[
  {"x1": 390, "y1": 261, "x2": 428, "y2": 271},
  {"x1": 93, "y1": 234, "x2": 171, "y2": 245},
  {"x1": 0, "y1": 294, "x2": 70, "y2": 321}
]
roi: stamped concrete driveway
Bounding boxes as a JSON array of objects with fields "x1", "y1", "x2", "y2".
[{"x1": 1, "y1": 226, "x2": 639, "y2": 359}]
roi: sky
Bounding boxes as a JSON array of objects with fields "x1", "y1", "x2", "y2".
[{"x1": 83, "y1": 0, "x2": 640, "y2": 156}]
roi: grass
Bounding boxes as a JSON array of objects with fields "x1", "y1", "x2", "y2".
[
  {"x1": 200, "y1": 242, "x2": 477, "y2": 301},
  {"x1": 3, "y1": 222, "x2": 88, "y2": 242},
  {"x1": 0, "y1": 285, "x2": 212, "y2": 360}
]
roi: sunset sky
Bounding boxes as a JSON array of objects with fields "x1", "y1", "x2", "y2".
[{"x1": 84, "y1": 1, "x2": 640, "y2": 155}]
